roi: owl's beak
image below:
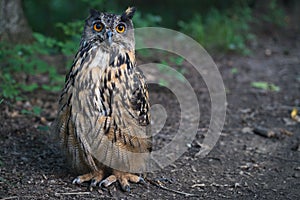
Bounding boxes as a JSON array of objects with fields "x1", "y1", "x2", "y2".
[{"x1": 106, "y1": 30, "x2": 113, "y2": 45}]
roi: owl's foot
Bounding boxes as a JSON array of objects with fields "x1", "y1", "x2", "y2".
[
  {"x1": 72, "y1": 170, "x2": 104, "y2": 186},
  {"x1": 99, "y1": 170, "x2": 145, "y2": 192}
]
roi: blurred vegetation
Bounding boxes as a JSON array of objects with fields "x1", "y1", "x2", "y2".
[
  {"x1": 0, "y1": 0, "x2": 293, "y2": 100},
  {"x1": 0, "y1": 33, "x2": 64, "y2": 100},
  {"x1": 179, "y1": 6, "x2": 254, "y2": 54}
]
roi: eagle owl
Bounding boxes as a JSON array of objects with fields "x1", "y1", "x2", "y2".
[{"x1": 53, "y1": 7, "x2": 151, "y2": 192}]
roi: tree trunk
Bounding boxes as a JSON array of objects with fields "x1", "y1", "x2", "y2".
[{"x1": 0, "y1": 0, "x2": 33, "y2": 43}]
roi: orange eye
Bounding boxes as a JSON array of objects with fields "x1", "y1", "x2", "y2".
[
  {"x1": 116, "y1": 23, "x2": 126, "y2": 33},
  {"x1": 93, "y1": 23, "x2": 103, "y2": 32}
]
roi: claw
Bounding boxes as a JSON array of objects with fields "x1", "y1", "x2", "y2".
[
  {"x1": 122, "y1": 184, "x2": 130, "y2": 192},
  {"x1": 138, "y1": 177, "x2": 146, "y2": 184},
  {"x1": 72, "y1": 177, "x2": 81, "y2": 185},
  {"x1": 99, "y1": 179, "x2": 110, "y2": 188},
  {"x1": 90, "y1": 179, "x2": 98, "y2": 187}
]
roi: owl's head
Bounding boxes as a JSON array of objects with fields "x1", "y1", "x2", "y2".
[{"x1": 81, "y1": 7, "x2": 136, "y2": 51}]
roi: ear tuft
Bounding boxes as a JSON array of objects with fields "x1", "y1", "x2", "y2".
[
  {"x1": 121, "y1": 7, "x2": 136, "y2": 21},
  {"x1": 90, "y1": 9, "x2": 100, "y2": 17}
]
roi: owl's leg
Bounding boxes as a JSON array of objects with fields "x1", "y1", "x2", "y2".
[
  {"x1": 99, "y1": 170, "x2": 145, "y2": 192},
  {"x1": 72, "y1": 170, "x2": 104, "y2": 185}
]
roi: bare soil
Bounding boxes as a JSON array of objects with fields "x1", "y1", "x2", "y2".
[{"x1": 1, "y1": 27, "x2": 299, "y2": 199}]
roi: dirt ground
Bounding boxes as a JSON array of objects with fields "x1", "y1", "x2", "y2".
[{"x1": 1, "y1": 23, "x2": 300, "y2": 199}]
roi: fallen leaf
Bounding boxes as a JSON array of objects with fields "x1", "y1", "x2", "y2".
[
  {"x1": 251, "y1": 81, "x2": 280, "y2": 92},
  {"x1": 291, "y1": 108, "x2": 297, "y2": 118},
  {"x1": 291, "y1": 108, "x2": 300, "y2": 122}
]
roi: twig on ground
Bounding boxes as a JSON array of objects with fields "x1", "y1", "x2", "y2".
[
  {"x1": 1, "y1": 196, "x2": 18, "y2": 200},
  {"x1": 253, "y1": 126, "x2": 277, "y2": 138},
  {"x1": 147, "y1": 179, "x2": 199, "y2": 197},
  {"x1": 55, "y1": 191, "x2": 90, "y2": 196}
]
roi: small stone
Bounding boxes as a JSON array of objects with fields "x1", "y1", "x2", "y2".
[
  {"x1": 242, "y1": 127, "x2": 253, "y2": 134},
  {"x1": 293, "y1": 173, "x2": 300, "y2": 178},
  {"x1": 40, "y1": 117, "x2": 47, "y2": 125},
  {"x1": 24, "y1": 101, "x2": 32, "y2": 109},
  {"x1": 265, "y1": 49, "x2": 272, "y2": 56},
  {"x1": 49, "y1": 179, "x2": 56, "y2": 184},
  {"x1": 234, "y1": 183, "x2": 240, "y2": 188}
]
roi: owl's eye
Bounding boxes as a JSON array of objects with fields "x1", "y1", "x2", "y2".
[
  {"x1": 116, "y1": 23, "x2": 126, "y2": 33},
  {"x1": 93, "y1": 22, "x2": 104, "y2": 32}
]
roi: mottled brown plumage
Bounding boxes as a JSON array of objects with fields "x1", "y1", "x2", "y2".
[{"x1": 53, "y1": 7, "x2": 151, "y2": 191}]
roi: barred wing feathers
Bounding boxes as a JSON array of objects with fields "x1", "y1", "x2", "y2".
[{"x1": 54, "y1": 49, "x2": 151, "y2": 173}]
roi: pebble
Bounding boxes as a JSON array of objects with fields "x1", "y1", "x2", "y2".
[
  {"x1": 49, "y1": 180, "x2": 56, "y2": 184},
  {"x1": 242, "y1": 127, "x2": 253, "y2": 134},
  {"x1": 293, "y1": 172, "x2": 300, "y2": 178},
  {"x1": 265, "y1": 49, "x2": 272, "y2": 56}
]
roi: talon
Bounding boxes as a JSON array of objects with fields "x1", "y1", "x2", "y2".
[
  {"x1": 72, "y1": 177, "x2": 81, "y2": 185},
  {"x1": 90, "y1": 179, "x2": 98, "y2": 187},
  {"x1": 99, "y1": 179, "x2": 109, "y2": 188},
  {"x1": 122, "y1": 184, "x2": 130, "y2": 192},
  {"x1": 138, "y1": 177, "x2": 146, "y2": 184}
]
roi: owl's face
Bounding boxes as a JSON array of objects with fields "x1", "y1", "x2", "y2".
[{"x1": 82, "y1": 7, "x2": 136, "y2": 51}]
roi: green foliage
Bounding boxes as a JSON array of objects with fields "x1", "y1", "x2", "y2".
[
  {"x1": 134, "y1": 11, "x2": 162, "y2": 28},
  {"x1": 179, "y1": 6, "x2": 255, "y2": 54},
  {"x1": 21, "y1": 105, "x2": 42, "y2": 116},
  {"x1": 56, "y1": 21, "x2": 83, "y2": 38},
  {"x1": 169, "y1": 56, "x2": 184, "y2": 66},
  {"x1": 230, "y1": 67, "x2": 238, "y2": 75},
  {"x1": 55, "y1": 21, "x2": 83, "y2": 56},
  {"x1": 251, "y1": 81, "x2": 280, "y2": 92},
  {"x1": 156, "y1": 56, "x2": 186, "y2": 87},
  {"x1": 0, "y1": 73, "x2": 20, "y2": 99},
  {"x1": 262, "y1": 0, "x2": 286, "y2": 26},
  {"x1": 80, "y1": 0, "x2": 106, "y2": 8},
  {"x1": 0, "y1": 34, "x2": 65, "y2": 100}
]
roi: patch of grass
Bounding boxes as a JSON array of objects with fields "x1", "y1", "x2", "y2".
[
  {"x1": 230, "y1": 67, "x2": 238, "y2": 75},
  {"x1": 37, "y1": 125, "x2": 50, "y2": 131},
  {"x1": 21, "y1": 106, "x2": 42, "y2": 117},
  {"x1": 169, "y1": 56, "x2": 184, "y2": 66},
  {"x1": 251, "y1": 81, "x2": 280, "y2": 92}
]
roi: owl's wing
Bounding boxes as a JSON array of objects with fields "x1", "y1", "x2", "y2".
[
  {"x1": 54, "y1": 50, "x2": 151, "y2": 173},
  {"x1": 77, "y1": 64, "x2": 151, "y2": 173},
  {"x1": 88, "y1": 71, "x2": 150, "y2": 172}
]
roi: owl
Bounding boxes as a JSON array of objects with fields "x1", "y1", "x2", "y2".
[{"x1": 53, "y1": 7, "x2": 152, "y2": 192}]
